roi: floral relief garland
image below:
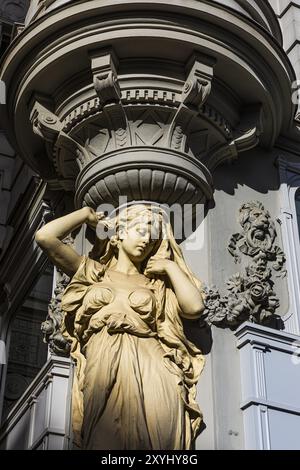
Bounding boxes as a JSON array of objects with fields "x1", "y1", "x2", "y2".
[
  {"x1": 203, "y1": 201, "x2": 286, "y2": 328},
  {"x1": 41, "y1": 235, "x2": 73, "y2": 355}
]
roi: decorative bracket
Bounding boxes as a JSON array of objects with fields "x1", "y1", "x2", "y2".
[
  {"x1": 233, "y1": 105, "x2": 263, "y2": 153},
  {"x1": 91, "y1": 49, "x2": 121, "y2": 106},
  {"x1": 182, "y1": 53, "x2": 215, "y2": 108},
  {"x1": 30, "y1": 99, "x2": 63, "y2": 145},
  {"x1": 90, "y1": 49, "x2": 131, "y2": 150},
  {"x1": 207, "y1": 104, "x2": 263, "y2": 170},
  {"x1": 168, "y1": 54, "x2": 215, "y2": 150},
  {"x1": 30, "y1": 100, "x2": 91, "y2": 173}
]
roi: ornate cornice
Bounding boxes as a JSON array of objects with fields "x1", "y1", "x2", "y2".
[
  {"x1": 24, "y1": 1, "x2": 283, "y2": 45},
  {"x1": 0, "y1": 0, "x2": 296, "y2": 210}
]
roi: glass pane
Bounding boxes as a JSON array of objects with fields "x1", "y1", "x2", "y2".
[
  {"x1": 296, "y1": 189, "x2": 300, "y2": 241},
  {"x1": 2, "y1": 264, "x2": 54, "y2": 420}
]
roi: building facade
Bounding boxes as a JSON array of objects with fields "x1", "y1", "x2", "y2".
[{"x1": 0, "y1": 0, "x2": 300, "y2": 450}]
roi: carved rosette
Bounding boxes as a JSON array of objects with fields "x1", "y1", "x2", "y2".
[{"x1": 203, "y1": 202, "x2": 286, "y2": 328}]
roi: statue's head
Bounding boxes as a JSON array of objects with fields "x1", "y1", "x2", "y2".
[
  {"x1": 91, "y1": 203, "x2": 173, "y2": 267},
  {"x1": 111, "y1": 204, "x2": 166, "y2": 263}
]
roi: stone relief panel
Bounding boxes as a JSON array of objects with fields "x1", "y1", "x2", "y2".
[
  {"x1": 41, "y1": 269, "x2": 71, "y2": 356},
  {"x1": 41, "y1": 236, "x2": 73, "y2": 356},
  {"x1": 203, "y1": 201, "x2": 286, "y2": 328}
]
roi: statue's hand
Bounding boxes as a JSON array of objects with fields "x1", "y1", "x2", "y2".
[
  {"x1": 84, "y1": 207, "x2": 106, "y2": 229},
  {"x1": 146, "y1": 258, "x2": 174, "y2": 276}
]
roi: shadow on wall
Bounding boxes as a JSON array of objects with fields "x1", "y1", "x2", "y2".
[
  {"x1": 212, "y1": 148, "x2": 280, "y2": 196},
  {"x1": 173, "y1": 149, "x2": 281, "y2": 355},
  {"x1": 183, "y1": 320, "x2": 213, "y2": 355},
  {"x1": 191, "y1": 148, "x2": 279, "y2": 236}
]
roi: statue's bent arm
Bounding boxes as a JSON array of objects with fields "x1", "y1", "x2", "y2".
[
  {"x1": 166, "y1": 262, "x2": 204, "y2": 318},
  {"x1": 35, "y1": 207, "x2": 98, "y2": 277},
  {"x1": 146, "y1": 258, "x2": 204, "y2": 319}
]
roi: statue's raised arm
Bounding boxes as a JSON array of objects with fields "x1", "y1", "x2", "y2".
[{"x1": 35, "y1": 207, "x2": 104, "y2": 277}]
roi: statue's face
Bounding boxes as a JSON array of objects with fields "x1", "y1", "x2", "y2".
[{"x1": 119, "y1": 217, "x2": 159, "y2": 262}]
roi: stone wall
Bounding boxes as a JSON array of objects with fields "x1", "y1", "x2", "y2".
[
  {"x1": 269, "y1": 0, "x2": 300, "y2": 81},
  {"x1": 182, "y1": 144, "x2": 293, "y2": 449}
]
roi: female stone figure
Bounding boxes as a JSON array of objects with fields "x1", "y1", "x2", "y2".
[{"x1": 35, "y1": 204, "x2": 205, "y2": 450}]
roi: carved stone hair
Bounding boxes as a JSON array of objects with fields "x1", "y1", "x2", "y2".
[
  {"x1": 238, "y1": 201, "x2": 270, "y2": 229},
  {"x1": 89, "y1": 204, "x2": 166, "y2": 261}
]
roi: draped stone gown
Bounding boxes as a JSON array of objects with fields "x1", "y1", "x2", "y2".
[{"x1": 61, "y1": 257, "x2": 204, "y2": 450}]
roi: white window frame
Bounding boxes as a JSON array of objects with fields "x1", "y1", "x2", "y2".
[{"x1": 278, "y1": 157, "x2": 300, "y2": 335}]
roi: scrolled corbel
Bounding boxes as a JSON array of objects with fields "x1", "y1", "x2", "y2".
[
  {"x1": 91, "y1": 49, "x2": 121, "y2": 106},
  {"x1": 30, "y1": 101, "x2": 63, "y2": 144},
  {"x1": 182, "y1": 53, "x2": 215, "y2": 108},
  {"x1": 207, "y1": 104, "x2": 263, "y2": 170},
  {"x1": 30, "y1": 100, "x2": 91, "y2": 170}
]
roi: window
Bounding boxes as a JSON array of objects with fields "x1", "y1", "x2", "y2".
[
  {"x1": 278, "y1": 158, "x2": 300, "y2": 335},
  {"x1": 295, "y1": 189, "x2": 300, "y2": 241},
  {"x1": 2, "y1": 264, "x2": 53, "y2": 419}
]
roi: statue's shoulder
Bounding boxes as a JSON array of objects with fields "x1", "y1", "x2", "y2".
[{"x1": 85, "y1": 256, "x2": 106, "y2": 280}]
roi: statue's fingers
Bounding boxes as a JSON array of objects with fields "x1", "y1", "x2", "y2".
[{"x1": 146, "y1": 266, "x2": 155, "y2": 273}]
